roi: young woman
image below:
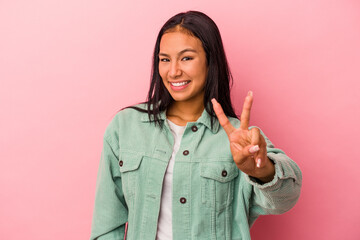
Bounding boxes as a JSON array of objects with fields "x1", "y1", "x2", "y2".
[{"x1": 90, "y1": 11, "x2": 302, "y2": 240}]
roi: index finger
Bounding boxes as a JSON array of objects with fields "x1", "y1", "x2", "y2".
[
  {"x1": 211, "y1": 98, "x2": 236, "y2": 136},
  {"x1": 240, "y1": 91, "x2": 253, "y2": 130}
]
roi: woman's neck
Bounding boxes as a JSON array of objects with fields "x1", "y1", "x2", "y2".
[{"x1": 166, "y1": 100, "x2": 204, "y2": 126}]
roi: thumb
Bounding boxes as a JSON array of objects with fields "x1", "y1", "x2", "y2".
[
  {"x1": 231, "y1": 143, "x2": 259, "y2": 157},
  {"x1": 230, "y1": 142, "x2": 256, "y2": 164}
]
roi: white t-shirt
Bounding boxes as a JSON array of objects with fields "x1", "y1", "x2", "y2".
[{"x1": 156, "y1": 119, "x2": 186, "y2": 240}]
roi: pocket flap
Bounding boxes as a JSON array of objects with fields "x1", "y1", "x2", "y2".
[
  {"x1": 200, "y1": 162, "x2": 239, "y2": 183},
  {"x1": 119, "y1": 151, "x2": 143, "y2": 173}
]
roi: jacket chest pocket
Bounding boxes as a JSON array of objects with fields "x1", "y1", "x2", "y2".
[
  {"x1": 200, "y1": 161, "x2": 239, "y2": 211},
  {"x1": 119, "y1": 151, "x2": 144, "y2": 201}
]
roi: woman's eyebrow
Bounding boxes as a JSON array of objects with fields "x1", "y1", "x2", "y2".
[
  {"x1": 179, "y1": 48, "x2": 197, "y2": 55},
  {"x1": 158, "y1": 48, "x2": 197, "y2": 57}
]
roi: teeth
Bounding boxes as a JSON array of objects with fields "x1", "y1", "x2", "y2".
[{"x1": 171, "y1": 81, "x2": 189, "y2": 86}]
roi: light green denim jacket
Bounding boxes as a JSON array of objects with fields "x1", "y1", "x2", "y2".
[{"x1": 90, "y1": 105, "x2": 302, "y2": 240}]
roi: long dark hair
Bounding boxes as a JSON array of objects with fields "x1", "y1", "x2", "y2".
[{"x1": 126, "y1": 10, "x2": 237, "y2": 128}]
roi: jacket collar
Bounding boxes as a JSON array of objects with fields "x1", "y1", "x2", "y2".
[{"x1": 140, "y1": 105, "x2": 220, "y2": 134}]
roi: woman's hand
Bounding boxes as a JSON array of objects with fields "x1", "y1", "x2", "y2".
[{"x1": 211, "y1": 91, "x2": 275, "y2": 183}]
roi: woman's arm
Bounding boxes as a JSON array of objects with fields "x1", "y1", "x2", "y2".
[
  {"x1": 244, "y1": 132, "x2": 302, "y2": 219},
  {"x1": 90, "y1": 123, "x2": 128, "y2": 240},
  {"x1": 212, "y1": 92, "x2": 302, "y2": 222}
]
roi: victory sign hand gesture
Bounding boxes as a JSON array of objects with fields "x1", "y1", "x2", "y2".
[{"x1": 211, "y1": 91, "x2": 275, "y2": 183}]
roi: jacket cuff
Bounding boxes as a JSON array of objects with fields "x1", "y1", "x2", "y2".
[{"x1": 90, "y1": 225, "x2": 125, "y2": 240}]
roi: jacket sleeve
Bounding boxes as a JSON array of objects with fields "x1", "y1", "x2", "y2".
[
  {"x1": 244, "y1": 127, "x2": 302, "y2": 224},
  {"x1": 90, "y1": 121, "x2": 128, "y2": 240}
]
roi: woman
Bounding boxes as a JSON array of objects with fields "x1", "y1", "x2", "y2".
[{"x1": 90, "y1": 11, "x2": 302, "y2": 240}]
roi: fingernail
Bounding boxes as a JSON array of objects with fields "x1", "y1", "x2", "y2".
[
  {"x1": 256, "y1": 158, "x2": 261, "y2": 168},
  {"x1": 248, "y1": 91, "x2": 253, "y2": 96},
  {"x1": 249, "y1": 145, "x2": 260, "y2": 153},
  {"x1": 211, "y1": 98, "x2": 217, "y2": 104}
]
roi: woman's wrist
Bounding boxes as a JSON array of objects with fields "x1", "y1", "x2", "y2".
[{"x1": 254, "y1": 157, "x2": 275, "y2": 183}]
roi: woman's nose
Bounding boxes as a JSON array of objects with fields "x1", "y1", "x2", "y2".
[{"x1": 169, "y1": 61, "x2": 182, "y2": 78}]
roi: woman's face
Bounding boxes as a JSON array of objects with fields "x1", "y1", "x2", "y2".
[{"x1": 159, "y1": 31, "x2": 208, "y2": 104}]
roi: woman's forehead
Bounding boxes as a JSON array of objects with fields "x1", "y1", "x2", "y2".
[{"x1": 159, "y1": 31, "x2": 203, "y2": 54}]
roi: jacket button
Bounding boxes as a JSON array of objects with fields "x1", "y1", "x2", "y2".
[
  {"x1": 180, "y1": 197, "x2": 186, "y2": 204},
  {"x1": 183, "y1": 150, "x2": 189, "y2": 156},
  {"x1": 119, "y1": 160, "x2": 123, "y2": 167},
  {"x1": 191, "y1": 126, "x2": 198, "y2": 132},
  {"x1": 222, "y1": 170, "x2": 227, "y2": 177}
]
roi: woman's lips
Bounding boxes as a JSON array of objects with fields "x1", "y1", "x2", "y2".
[{"x1": 169, "y1": 80, "x2": 191, "y2": 91}]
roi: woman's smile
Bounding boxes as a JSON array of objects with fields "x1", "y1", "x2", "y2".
[{"x1": 169, "y1": 80, "x2": 191, "y2": 90}]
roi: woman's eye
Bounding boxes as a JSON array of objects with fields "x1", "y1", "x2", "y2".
[
  {"x1": 182, "y1": 57, "x2": 193, "y2": 61},
  {"x1": 160, "y1": 58, "x2": 170, "y2": 62}
]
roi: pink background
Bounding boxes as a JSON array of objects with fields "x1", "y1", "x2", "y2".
[{"x1": 1, "y1": 0, "x2": 359, "y2": 239}]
